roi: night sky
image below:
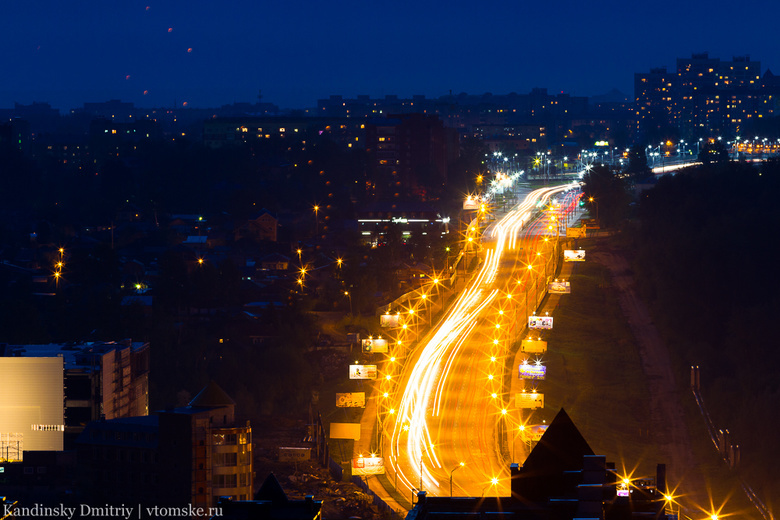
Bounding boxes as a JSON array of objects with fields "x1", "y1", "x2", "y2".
[{"x1": 3, "y1": 0, "x2": 779, "y2": 111}]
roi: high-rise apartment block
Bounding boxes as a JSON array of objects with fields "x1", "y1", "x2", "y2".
[
  {"x1": 636, "y1": 53, "x2": 774, "y2": 138},
  {"x1": 0, "y1": 340, "x2": 150, "y2": 454}
]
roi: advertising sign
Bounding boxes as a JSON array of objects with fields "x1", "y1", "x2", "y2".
[
  {"x1": 279, "y1": 447, "x2": 311, "y2": 462},
  {"x1": 518, "y1": 362, "x2": 547, "y2": 380},
  {"x1": 336, "y1": 392, "x2": 366, "y2": 408},
  {"x1": 330, "y1": 422, "x2": 361, "y2": 440},
  {"x1": 463, "y1": 197, "x2": 480, "y2": 210},
  {"x1": 564, "y1": 249, "x2": 586, "y2": 261},
  {"x1": 524, "y1": 424, "x2": 548, "y2": 441},
  {"x1": 362, "y1": 338, "x2": 389, "y2": 353},
  {"x1": 349, "y1": 365, "x2": 377, "y2": 380},
  {"x1": 515, "y1": 392, "x2": 544, "y2": 409},
  {"x1": 351, "y1": 456, "x2": 385, "y2": 476},
  {"x1": 548, "y1": 281, "x2": 571, "y2": 294},
  {"x1": 521, "y1": 339, "x2": 547, "y2": 354},
  {"x1": 380, "y1": 314, "x2": 400, "y2": 328},
  {"x1": 528, "y1": 316, "x2": 553, "y2": 330}
]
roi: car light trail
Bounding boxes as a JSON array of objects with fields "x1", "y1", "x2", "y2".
[{"x1": 390, "y1": 182, "x2": 579, "y2": 496}]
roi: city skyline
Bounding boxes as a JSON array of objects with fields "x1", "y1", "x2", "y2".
[{"x1": 3, "y1": 0, "x2": 779, "y2": 111}]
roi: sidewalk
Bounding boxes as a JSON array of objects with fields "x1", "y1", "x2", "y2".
[
  {"x1": 508, "y1": 246, "x2": 577, "y2": 464},
  {"x1": 356, "y1": 383, "x2": 410, "y2": 514}
]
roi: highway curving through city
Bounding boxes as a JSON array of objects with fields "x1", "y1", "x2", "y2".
[{"x1": 385, "y1": 182, "x2": 580, "y2": 499}]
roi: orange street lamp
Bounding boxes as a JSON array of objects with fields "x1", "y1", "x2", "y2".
[
  {"x1": 449, "y1": 462, "x2": 465, "y2": 497},
  {"x1": 344, "y1": 291, "x2": 353, "y2": 315}
]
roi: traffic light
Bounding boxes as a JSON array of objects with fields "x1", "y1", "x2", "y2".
[{"x1": 578, "y1": 198, "x2": 585, "y2": 207}]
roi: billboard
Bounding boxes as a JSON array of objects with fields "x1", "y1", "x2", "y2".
[
  {"x1": 515, "y1": 392, "x2": 544, "y2": 409},
  {"x1": 521, "y1": 339, "x2": 547, "y2": 354},
  {"x1": 279, "y1": 447, "x2": 311, "y2": 462},
  {"x1": 548, "y1": 281, "x2": 571, "y2": 294},
  {"x1": 463, "y1": 197, "x2": 480, "y2": 210},
  {"x1": 523, "y1": 424, "x2": 548, "y2": 441},
  {"x1": 518, "y1": 362, "x2": 547, "y2": 380},
  {"x1": 0, "y1": 357, "x2": 64, "y2": 456},
  {"x1": 362, "y1": 338, "x2": 388, "y2": 353},
  {"x1": 336, "y1": 392, "x2": 366, "y2": 408},
  {"x1": 330, "y1": 422, "x2": 361, "y2": 440},
  {"x1": 528, "y1": 316, "x2": 553, "y2": 330},
  {"x1": 564, "y1": 249, "x2": 586, "y2": 261},
  {"x1": 380, "y1": 314, "x2": 400, "y2": 328},
  {"x1": 349, "y1": 365, "x2": 377, "y2": 380},
  {"x1": 352, "y1": 456, "x2": 385, "y2": 476}
]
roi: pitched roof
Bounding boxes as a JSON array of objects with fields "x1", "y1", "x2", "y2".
[
  {"x1": 515, "y1": 408, "x2": 594, "y2": 502},
  {"x1": 188, "y1": 380, "x2": 236, "y2": 408},
  {"x1": 255, "y1": 473, "x2": 288, "y2": 503},
  {"x1": 521, "y1": 408, "x2": 594, "y2": 476}
]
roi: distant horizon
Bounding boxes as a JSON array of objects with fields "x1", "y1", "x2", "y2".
[{"x1": 0, "y1": 85, "x2": 634, "y2": 114}]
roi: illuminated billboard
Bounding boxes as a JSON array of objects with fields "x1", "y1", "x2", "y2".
[
  {"x1": 564, "y1": 249, "x2": 586, "y2": 261},
  {"x1": 521, "y1": 339, "x2": 547, "y2": 353},
  {"x1": 380, "y1": 314, "x2": 400, "y2": 328},
  {"x1": 523, "y1": 424, "x2": 548, "y2": 441},
  {"x1": 518, "y1": 362, "x2": 546, "y2": 380},
  {"x1": 349, "y1": 365, "x2": 377, "y2": 380},
  {"x1": 352, "y1": 456, "x2": 385, "y2": 475},
  {"x1": 0, "y1": 357, "x2": 64, "y2": 456},
  {"x1": 463, "y1": 197, "x2": 480, "y2": 210},
  {"x1": 515, "y1": 392, "x2": 544, "y2": 409},
  {"x1": 362, "y1": 338, "x2": 388, "y2": 353},
  {"x1": 330, "y1": 423, "x2": 361, "y2": 440},
  {"x1": 336, "y1": 392, "x2": 366, "y2": 408},
  {"x1": 548, "y1": 281, "x2": 571, "y2": 294},
  {"x1": 528, "y1": 316, "x2": 553, "y2": 330}
]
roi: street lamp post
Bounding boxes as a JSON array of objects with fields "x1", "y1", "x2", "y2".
[
  {"x1": 344, "y1": 291, "x2": 353, "y2": 315},
  {"x1": 449, "y1": 462, "x2": 464, "y2": 497},
  {"x1": 588, "y1": 197, "x2": 599, "y2": 221}
]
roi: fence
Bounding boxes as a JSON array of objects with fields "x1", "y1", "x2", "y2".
[{"x1": 351, "y1": 475, "x2": 406, "y2": 520}]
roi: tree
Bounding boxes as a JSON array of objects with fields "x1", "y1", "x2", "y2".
[
  {"x1": 582, "y1": 164, "x2": 630, "y2": 227},
  {"x1": 698, "y1": 139, "x2": 730, "y2": 165},
  {"x1": 625, "y1": 144, "x2": 652, "y2": 180}
]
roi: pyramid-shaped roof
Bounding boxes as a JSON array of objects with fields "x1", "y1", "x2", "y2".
[
  {"x1": 255, "y1": 472, "x2": 289, "y2": 503},
  {"x1": 188, "y1": 380, "x2": 236, "y2": 408},
  {"x1": 521, "y1": 408, "x2": 593, "y2": 475},
  {"x1": 515, "y1": 408, "x2": 594, "y2": 502}
]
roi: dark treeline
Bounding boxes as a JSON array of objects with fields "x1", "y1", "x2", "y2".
[{"x1": 627, "y1": 159, "x2": 780, "y2": 502}]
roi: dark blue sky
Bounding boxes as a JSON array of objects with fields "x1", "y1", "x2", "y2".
[{"x1": 3, "y1": 0, "x2": 779, "y2": 111}]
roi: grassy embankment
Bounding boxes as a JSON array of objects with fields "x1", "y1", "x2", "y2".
[{"x1": 542, "y1": 235, "x2": 757, "y2": 518}]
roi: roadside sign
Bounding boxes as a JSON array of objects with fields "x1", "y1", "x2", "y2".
[
  {"x1": 521, "y1": 339, "x2": 547, "y2": 353},
  {"x1": 519, "y1": 362, "x2": 546, "y2": 380},
  {"x1": 362, "y1": 338, "x2": 388, "y2": 353},
  {"x1": 279, "y1": 447, "x2": 311, "y2": 462},
  {"x1": 515, "y1": 392, "x2": 544, "y2": 409},
  {"x1": 529, "y1": 316, "x2": 553, "y2": 329},
  {"x1": 352, "y1": 456, "x2": 385, "y2": 475},
  {"x1": 349, "y1": 365, "x2": 377, "y2": 380},
  {"x1": 336, "y1": 392, "x2": 366, "y2": 408},
  {"x1": 330, "y1": 423, "x2": 361, "y2": 440}
]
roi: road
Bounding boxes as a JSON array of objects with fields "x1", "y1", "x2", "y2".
[{"x1": 381, "y1": 183, "x2": 581, "y2": 499}]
